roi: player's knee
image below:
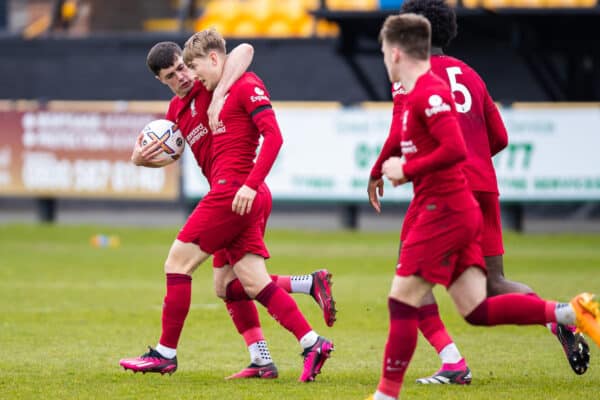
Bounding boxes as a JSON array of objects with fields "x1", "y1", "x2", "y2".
[
  {"x1": 240, "y1": 282, "x2": 261, "y2": 299},
  {"x1": 464, "y1": 300, "x2": 488, "y2": 326},
  {"x1": 214, "y1": 282, "x2": 227, "y2": 299},
  {"x1": 164, "y1": 259, "x2": 192, "y2": 274}
]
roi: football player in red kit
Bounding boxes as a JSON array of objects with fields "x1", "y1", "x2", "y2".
[
  {"x1": 368, "y1": 0, "x2": 590, "y2": 383},
  {"x1": 177, "y1": 28, "x2": 334, "y2": 383},
  {"x1": 120, "y1": 41, "x2": 335, "y2": 379},
  {"x1": 365, "y1": 13, "x2": 600, "y2": 400}
]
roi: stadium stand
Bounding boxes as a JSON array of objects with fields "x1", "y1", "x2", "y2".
[{"x1": 2, "y1": 0, "x2": 600, "y2": 230}]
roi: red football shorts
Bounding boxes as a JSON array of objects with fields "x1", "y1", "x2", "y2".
[
  {"x1": 178, "y1": 184, "x2": 271, "y2": 267},
  {"x1": 472, "y1": 191, "x2": 504, "y2": 257},
  {"x1": 212, "y1": 184, "x2": 272, "y2": 268},
  {"x1": 397, "y1": 192, "x2": 485, "y2": 287}
]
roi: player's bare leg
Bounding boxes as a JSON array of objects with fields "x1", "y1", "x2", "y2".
[
  {"x1": 450, "y1": 267, "x2": 600, "y2": 345},
  {"x1": 222, "y1": 267, "x2": 337, "y2": 327},
  {"x1": 119, "y1": 240, "x2": 210, "y2": 374},
  {"x1": 415, "y1": 291, "x2": 471, "y2": 385},
  {"x1": 368, "y1": 266, "x2": 600, "y2": 400},
  {"x1": 486, "y1": 255, "x2": 533, "y2": 296},
  {"x1": 487, "y1": 255, "x2": 589, "y2": 374},
  {"x1": 233, "y1": 254, "x2": 334, "y2": 382},
  {"x1": 450, "y1": 267, "x2": 599, "y2": 350}
]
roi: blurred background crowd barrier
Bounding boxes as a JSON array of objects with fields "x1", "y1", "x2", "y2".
[{"x1": 1, "y1": 0, "x2": 599, "y2": 231}]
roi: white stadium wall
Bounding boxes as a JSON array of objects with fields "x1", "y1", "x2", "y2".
[{"x1": 183, "y1": 103, "x2": 600, "y2": 202}]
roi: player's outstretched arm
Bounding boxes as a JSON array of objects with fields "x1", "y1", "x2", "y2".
[
  {"x1": 208, "y1": 43, "x2": 254, "y2": 131},
  {"x1": 131, "y1": 132, "x2": 176, "y2": 168}
]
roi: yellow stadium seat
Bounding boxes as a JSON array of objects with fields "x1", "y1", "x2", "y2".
[
  {"x1": 144, "y1": 18, "x2": 180, "y2": 32},
  {"x1": 61, "y1": 0, "x2": 78, "y2": 21},
  {"x1": 293, "y1": 14, "x2": 315, "y2": 36},
  {"x1": 244, "y1": 0, "x2": 304, "y2": 37},
  {"x1": 461, "y1": 0, "x2": 482, "y2": 8},
  {"x1": 481, "y1": 0, "x2": 513, "y2": 8},
  {"x1": 196, "y1": 0, "x2": 240, "y2": 35},
  {"x1": 195, "y1": 17, "x2": 231, "y2": 35},
  {"x1": 315, "y1": 19, "x2": 339, "y2": 37},
  {"x1": 230, "y1": 19, "x2": 260, "y2": 37},
  {"x1": 262, "y1": 19, "x2": 295, "y2": 37},
  {"x1": 195, "y1": 0, "x2": 329, "y2": 38},
  {"x1": 545, "y1": 0, "x2": 579, "y2": 6},
  {"x1": 326, "y1": 0, "x2": 378, "y2": 10},
  {"x1": 301, "y1": 0, "x2": 320, "y2": 8},
  {"x1": 510, "y1": 0, "x2": 546, "y2": 6},
  {"x1": 275, "y1": 0, "x2": 309, "y2": 36}
]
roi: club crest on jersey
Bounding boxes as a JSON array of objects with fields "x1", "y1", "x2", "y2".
[
  {"x1": 213, "y1": 120, "x2": 226, "y2": 135},
  {"x1": 251, "y1": 86, "x2": 269, "y2": 102},
  {"x1": 392, "y1": 82, "x2": 406, "y2": 97},
  {"x1": 424, "y1": 94, "x2": 451, "y2": 117},
  {"x1": 190, "y1": 98, "x2": 197, "y2": 117}
]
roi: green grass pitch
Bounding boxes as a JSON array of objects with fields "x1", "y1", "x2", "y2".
[{"x1": 1, "y1": 223, "x2": 599, "y2": 399}]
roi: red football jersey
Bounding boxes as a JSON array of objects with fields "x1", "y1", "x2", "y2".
[
  {"x1": 165, "y1": 81, "x2": 213, "y2": 179},
  {"x1": 372, "y1": 55, "x2": 508, "y2": 194},
  {"x1": 394, "y1": 70, "x2": 470, "y2": 199},
  {"x1": 209, "y1": 72, "x2": 282, "y2": 190},
  {"x1": 430, "y1": 55, "x2": 507, "y2": 193}
]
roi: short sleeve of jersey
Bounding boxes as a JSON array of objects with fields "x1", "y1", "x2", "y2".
[{"x1": 236, "y1": 77, "x2": 272, "y2": 116}]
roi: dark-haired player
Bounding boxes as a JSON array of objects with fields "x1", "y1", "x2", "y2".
[
  {"x1": 368, "y1": 0, "x2": 589, "y2": 384},
  {"x1": 365, "y1": 13, "x2": 600, "y2": 400}
]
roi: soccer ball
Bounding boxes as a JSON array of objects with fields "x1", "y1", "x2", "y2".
[{"x1": 141, "y1": 119, "x2": 185, "y2": 162}]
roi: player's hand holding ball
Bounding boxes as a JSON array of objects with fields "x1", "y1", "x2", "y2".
[
  {"x1": 131, "y1": 132, "x2": 167, "y2": 166},
  {"x1": 382, "y1": 156, "x2": 408, "y2": 186},
  {"x1": 232, "y1": 185, "x2": 257, "y2": 216},
  {"x1": 131, "y1": 119, "x2": 184, "y2": 167}
]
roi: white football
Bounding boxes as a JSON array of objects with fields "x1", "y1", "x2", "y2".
[{"x1": 141, "y1": 119, "x2": 185, "y2": 162}]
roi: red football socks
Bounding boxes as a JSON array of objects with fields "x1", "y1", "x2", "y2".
[
  {"x1": 466, "y1": 293, "x2": 556, "y2": 326},
  {"x1": 159, "y1": 273, "x2": 192, "y2": 349},
  {"x1": 226, "y1": 275, "x2": 293, "y2": 301},
  {"x1": 418, "y1": 303, "x2": 454, "y2": 353},
  {"x1": 255, "y1": 282, "x2": 311, "y2": 340},
  {"x1": 225, "y1": 278, "x2": 251, "y2": 301},
  {"x1": 224, "y1": 299, "x2": 264, "y2": 346},
  {"x1": 270, "y1": 275, "x2": 292, "y2": 293},
  {"x1": 377, "y1": 298, "x2": 419, "y2": 399}
]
